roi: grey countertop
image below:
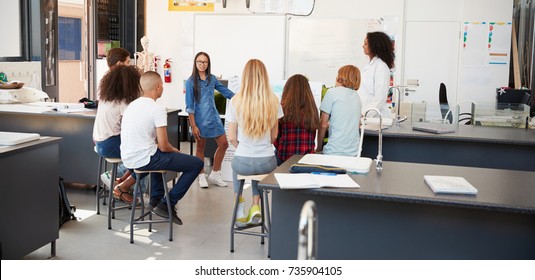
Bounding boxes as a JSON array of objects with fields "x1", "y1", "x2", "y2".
[
  {"x1": 259, "y1": 155, "x2": 535, "y2": 215},
  {"x1": 0, "y1": 136, "x2": 61, "y2": 156},
  {"x1": 0, "y1": 107, "x2": 181, "y2": 119},
  {"x1": 364, "y1": 122, "x2": 535, "y2": 146}
]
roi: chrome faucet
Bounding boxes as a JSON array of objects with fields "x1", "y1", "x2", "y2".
[
  {"x1": 364, "y1": 108, "x2": 383, "y2": 172},
  {"x1": 390, "y1": 86, "x2": 408, "y2": 125}
]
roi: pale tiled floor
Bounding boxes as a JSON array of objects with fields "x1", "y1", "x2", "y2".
[{"x1": 23, "y1": 142, "x2": 270, "y2": 260}]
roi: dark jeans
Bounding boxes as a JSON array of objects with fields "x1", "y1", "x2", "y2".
[
  {"x1": 95, "y1": 135, "x2": 121, "y2": 158},
  {"x1": 137, "y1": 149, "x2": 203, "y2": 206}
]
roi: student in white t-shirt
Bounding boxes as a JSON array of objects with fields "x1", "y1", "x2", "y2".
[
  {"x1": 227, "y1": 59, "x2": 283, "y2": 227},
  {"x1": 92, "y1": 65, "x2": 140, "y2": 204},
  {"x1": 120, "y1": 71, "x2": 204, "y2": 225}
]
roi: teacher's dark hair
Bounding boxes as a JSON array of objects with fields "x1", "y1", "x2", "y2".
[
  {"x1": 366, "y1": 31, "x2": 395, "y2": 69},
  {"x1": 190, "y1": 51, "x2": 212, "y2": 102}
]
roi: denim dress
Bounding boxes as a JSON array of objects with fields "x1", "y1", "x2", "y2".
[{"x1": 185, "y1": 74, "x2": 234, "y2": 138}]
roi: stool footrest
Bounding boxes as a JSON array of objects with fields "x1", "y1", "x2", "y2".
[
  {"x1": 132, "y1": 219, "x2": 171, "y2": 225},
  {"x1": 234, "y1": 230, "x2": 269, "y2": 238}
]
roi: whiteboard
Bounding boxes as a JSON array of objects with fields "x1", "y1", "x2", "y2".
[
  {"x1": 194, "y1": 14, "x2": 286, "y2": 81},
  {"x1": 287, "y1": 17, "x2": 371, "y2": 87}
]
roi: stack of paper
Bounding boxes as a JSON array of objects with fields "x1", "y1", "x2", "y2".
[
  {"x1": 424, "y1": 175, "x2": 478, "y2": 195},
  {"x1": 274, "y1": 173, "x2": 360, "y2": 189}
]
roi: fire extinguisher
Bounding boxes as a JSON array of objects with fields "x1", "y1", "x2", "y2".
[{"x1": 164, "y1": 59, "x2": 172, "y2": 83}]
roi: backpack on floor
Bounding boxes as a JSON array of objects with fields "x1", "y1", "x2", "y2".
[{"x1": 59, "y1": 177, "x2": 76, "y2": 227}]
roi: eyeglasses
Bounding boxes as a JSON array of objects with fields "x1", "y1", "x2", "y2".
[{"x1": 196, "y1": 61, "x2": 209, "y2": 65}]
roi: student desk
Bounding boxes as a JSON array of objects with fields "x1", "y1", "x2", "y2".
[
  {"x1": 259, "y1": 155, "x2": 535, "y2": 260},
  {"x1": 361, "y1": 122, "x2": 535, "y2": 172},
  {"x1": 0, "y1": 136, "x2": 61, "y2": 259},
  {"x1": 0, "y1": 108, "x2": 180, "y2": 185}
]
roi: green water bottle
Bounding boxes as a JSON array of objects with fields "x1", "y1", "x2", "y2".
[{"x1": 0, "y1": 72, "x2": 7, "y2": 82}]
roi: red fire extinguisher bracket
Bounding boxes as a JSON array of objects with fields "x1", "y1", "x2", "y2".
[{"x1": 164, "y1": 59, "x2": 172, "y2": 83}]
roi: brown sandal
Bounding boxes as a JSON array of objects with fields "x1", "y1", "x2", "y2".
[{"x1": 113, "y1": 186, "x2": 133, "y2": 204}]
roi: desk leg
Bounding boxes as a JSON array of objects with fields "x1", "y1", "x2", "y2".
[{"x1": 50, "y1": 240, "x2": 56, "y2": 258}]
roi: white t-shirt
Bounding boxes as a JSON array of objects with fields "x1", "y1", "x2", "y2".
[
  {"x1": 359, "y1": 56, "x2": 392, "y2": 118},
  {"x1": 226, "y1": 101, "x2": 283, "y2": 157},
  {"x1": 92, "y1": 100, "x2": 128, "y2": 142},
  {"x1": 120, "y1": 97, "x2": 167, "y2": 169}
]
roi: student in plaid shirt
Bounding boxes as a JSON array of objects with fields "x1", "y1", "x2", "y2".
[{"x1": 274, "y1": 74, "x2": 320, "y2": 165}]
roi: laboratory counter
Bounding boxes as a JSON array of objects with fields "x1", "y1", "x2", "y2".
[
  {"x1": 0, "y1": 107, "x2": 180, "y2": 185},
  {"x1": 259, "y1": 155, "x2": 535, "y2": 259},
  {"x1": 361, "y1": 122, "x2": 535, "y2": 171},
  {"x1": 0, "y1": 136, "x2": 61, "y2": 259}
]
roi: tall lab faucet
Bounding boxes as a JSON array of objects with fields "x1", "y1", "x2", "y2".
[
  {"x1": 390, "y1": 86, "x2": 408, "y2": 125},
  {"x1": 364, "y1": 108, "x2": 383, "y2": 172}
]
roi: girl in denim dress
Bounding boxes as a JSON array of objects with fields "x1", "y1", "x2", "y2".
[{"x1": 185, "y1": 52, "x2": 235, "y2": 188}]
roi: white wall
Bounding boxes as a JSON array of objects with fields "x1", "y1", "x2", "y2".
[
  {"x1": 146, "y1": 0, "x2": 512, "y2": 110},
  {"x1": 146, "y1": 0, "x2": 404, "y2": 110}
]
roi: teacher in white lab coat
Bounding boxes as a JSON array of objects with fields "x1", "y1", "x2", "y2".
[{"x1": 360, "y1": 31, "x2": 395, "y2": 118}]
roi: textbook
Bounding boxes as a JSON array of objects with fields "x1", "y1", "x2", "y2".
[
  {"x1": 424, "y1": 175, "x2": 478, "y2": 195},
  {"x1": 274, "y1": 173, "x2": 360, "y2": 189}
]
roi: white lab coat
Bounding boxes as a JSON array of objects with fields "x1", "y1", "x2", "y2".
[{"x1": 359, "y1": 56, "x2": 392, "y2": 118}]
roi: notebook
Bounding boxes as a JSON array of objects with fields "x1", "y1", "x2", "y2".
[
  {"x1": 0, "y1": 131, "x2": 40, "y2": 146},
  {"x1": 412, "y1": 123, "x2": 456, "y2": 134},
  {"x1": 424, "y1": 175, "x2": 478, "y2": 195},
  {"x1": 274, "y1": 173, "x2": 360, "y2": 189}
]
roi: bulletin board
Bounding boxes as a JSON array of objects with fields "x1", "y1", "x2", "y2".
[
  {"x1": 193, "y1": 14, "x2": 286, "y2": 80},
  {"x1": 460, "y1": 21, "x2": 512, "y2": 103},
  {"x1": 287, "y1": 17, "x2": 375, "y2": 87}
]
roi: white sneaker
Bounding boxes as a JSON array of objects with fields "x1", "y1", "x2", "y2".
[
  {"x1": 100, "y1": 171, "x2": 112, "y2": 190},
  {"x1": 198, "y1": 174, "x2": 209, "y2": 188},
  {"x1": 207, "y1": 170, "x2": 227, "y2": 187}
]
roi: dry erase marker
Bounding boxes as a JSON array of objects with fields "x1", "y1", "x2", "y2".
[{"x1": 311, "y1": 172, "x2": 337, "y2": 176}]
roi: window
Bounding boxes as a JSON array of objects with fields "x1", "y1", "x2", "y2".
[{"x1": 58, "y1": 16, "x2": 81, "y2": 60}]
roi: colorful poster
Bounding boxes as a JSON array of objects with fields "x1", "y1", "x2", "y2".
[{"x1": 168, "y1": 0, "x2": 215, "y2": 12}]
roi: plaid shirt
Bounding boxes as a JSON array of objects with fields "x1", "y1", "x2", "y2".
[{"x1": 274, "y1": 121, "x2": 316, "y2": 162}]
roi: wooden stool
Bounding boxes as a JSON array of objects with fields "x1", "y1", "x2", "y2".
[
  {"x1": 230, "y1": 174, "x2": 271, "y2": 258},
  {"x1": 129, "y1": 170, "x2": 173, "y2": 244}
]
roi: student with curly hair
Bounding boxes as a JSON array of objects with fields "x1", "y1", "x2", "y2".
[{"x1": 93, "y1": 65, "x2": 141, "y2": 204}]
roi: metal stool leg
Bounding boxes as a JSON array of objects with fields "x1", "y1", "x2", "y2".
[
  {"x1": 230, "y1": 179, "x2": 245, "y2": 253},
  {"x1": 107, "y1": 162, "x2": 118, "y2": 230},
  {"x1": 130, "y1": 170, "x2": 173, "y2": 244},
  {"x1": 96, "y1": 155, "x2": 104, "y2": 214},
  {"x1": 230, "y1": 174, "x2": 271, "y2": 258}
]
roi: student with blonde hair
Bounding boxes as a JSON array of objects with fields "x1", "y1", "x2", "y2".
[
  {"x1": 316, "y1": 65, "x2": 362, "y2": 156},
  {"x1": 227, "y1": 59, "x2": 283, "y2": 227}
]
